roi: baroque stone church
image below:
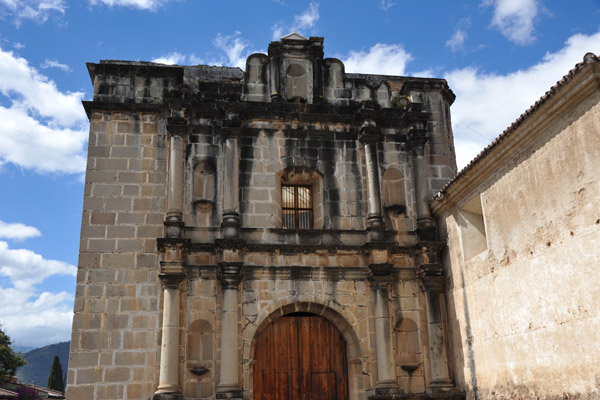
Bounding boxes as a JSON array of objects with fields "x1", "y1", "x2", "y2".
[{"x1": 66, "y1": 33, "x2": 600, "y2": 400}]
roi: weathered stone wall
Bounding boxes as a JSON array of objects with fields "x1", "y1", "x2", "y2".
[
  {"x1": 438, "y1": 74, "x2": 600, "y2": 399},
  {"x1": 67, "y1": 110, "x2": 167, "y2": 399}
]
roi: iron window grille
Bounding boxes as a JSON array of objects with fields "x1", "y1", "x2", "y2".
[{"x1": 282, "y1": 184, "x2": 313, "y2": 229}]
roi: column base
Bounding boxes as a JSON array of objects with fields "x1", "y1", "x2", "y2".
[
  {"x1": 417, "y1": 217, "x2": 437, "y2": 242},
  {"x1": 153, "y1": 392, "x2": 183, "y2": 400},
  {"x1": 222, "y1": 211, "x2": 241, "y2": 239},
  {"x1": 366, "y1": 220, "x2": 386, "y2": 241},
  {"x1": 164, "y1": 217, "x2": 184, "y2": 239},
  {"x1": 428, "y1": 380, "x2": 457, "y2": 392},
  {"x1": 369, "y1": 390, "x2": 465, "y2": 400},
  {"x1": 216, "y1": 385, "x2": 243, "y2": 399},
  {"x1": 367, "y1": 383, "x2": 403, "y2": 399},
  {"x1": 369, "y1": 393, "x2": 465, "y2": 400}
]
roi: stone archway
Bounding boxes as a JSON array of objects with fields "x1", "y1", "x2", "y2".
[{"x1": 244, "y1": 301, "x2": 366, "y2": 400}]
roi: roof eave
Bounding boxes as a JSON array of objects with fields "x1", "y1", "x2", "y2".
[{"x1": 431, "y1": 54, "x2": 600, "y2": 217}]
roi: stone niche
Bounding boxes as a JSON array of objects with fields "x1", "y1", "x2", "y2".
[{"x1": 284, "y1": 59, "x2": 311, "y2": 102}]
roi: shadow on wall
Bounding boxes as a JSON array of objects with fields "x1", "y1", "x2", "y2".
[{"x1": 444, "y1": 247, "x2": 479, "y2": 400}]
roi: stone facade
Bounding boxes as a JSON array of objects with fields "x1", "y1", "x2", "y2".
[
  {"x1": 67, "y1": 34, "x2": 463, "y2": 400},
  {"x1": 431, "y1": 53, "x2": 600, "y2": 399}
]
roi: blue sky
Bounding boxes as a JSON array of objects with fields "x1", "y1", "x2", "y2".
[{"x1": 0, "y1": 0, "x2": 599, "y2": 347}]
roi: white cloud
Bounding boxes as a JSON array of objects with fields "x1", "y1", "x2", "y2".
[
  {"x1": 0, "y1": 0, "x2": 65, "y2": 24},
  {"x1": 0, "y1": 48, "x2": 85, "y2": 126},
  {"x1": 0, "y1": 241, "x2": 76, "y2": 290},
  {"x1": 153, "y1": 32, "x2": 254, "y2": 69},
  {"x1": 152, "y1": 52, "x2": 188, "y2": 65},
  {"x1": 0, "y1": 46, "x2": 88, "y2": 174},
  {"x1": 445, "y1": 30, "x2": 600, "y2": 169},
  {"x1": 152, "y1": 52, "x2": 203, "y2": 66},
  {"x1": 446, "y1": 18, "x2": 471, "y2": 52},
  {"x1": 379, "y1": 0, "x2": 396, "y2": 11},
  {"x1": 0, "y1": 232, "x2": 76, "y2": 347},
  {"x1": 272, "y1": 2, "x2": 320, "y2": 40},
  {"x1": 342, "y1": 43, "x2": 413, "y2": 76},
  {"x1": 213, "y1": 31, "x2": 250, "y2": 69},
  {"x1": 0, "y1": 287, "x2": 73, "y2": 347},
  {"x1": 89, "y1": 0, "x2": 172, "y2": 10},
  {"x1": 13, "y1": 42, "x2": 25, "y2": 50},
  {"x1": 40, "y1": 58, "x2": 71, "y2": 72},
  {"x1": 0, "y1": 221, "x2": 41, "y2": 241},
  {"x1": 483, "y1": 0, "x2": 540, "y2": 45}
]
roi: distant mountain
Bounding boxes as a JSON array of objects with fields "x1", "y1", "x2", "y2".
[
  {"x1": 13, "y1": 345, "x2": 38, "y2": 354},
  {"x1": 16, "y1": 342, "x2": 70, "y2": 386}
]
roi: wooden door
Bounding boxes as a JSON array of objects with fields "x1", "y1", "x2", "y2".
[{"x1": 254, "y1": 314, "x2": 349, "y2": 400}]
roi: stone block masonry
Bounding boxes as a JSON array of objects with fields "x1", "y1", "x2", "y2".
[{"x1": 68, "y1": 34, "x2": 463, "y2": 400}]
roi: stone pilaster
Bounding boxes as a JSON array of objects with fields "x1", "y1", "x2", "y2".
[
  {"x1": 216, "y1": 262, "x2": 244, "y2": 399},
  {"x1": 154, "y1": 272, "x2": 185, "y2": 400},
  {"x1": 418, "y1": 247, "x2": 454, "y2": 392},
  {"x1": 166, "y1": 117, "x2": 187, "y2": 239},
  {"x1": 268, "y1": 42, "x2": 281, "y2": 101},
  {"x1": 368, "y1": 263, "x2": 400, "y2": 395},
  {"x1": 408, "y1": 123, "x2": 437, "y2": 241},
  {"x1": 360, "y1": 121, "x2": 386, "y2": 242},
  {"x1": 311, "y1": 37, "x2": 324, "y2": 103},
  {"x1": 222, "y1": 128, "x2": 241, "y2": 239}
]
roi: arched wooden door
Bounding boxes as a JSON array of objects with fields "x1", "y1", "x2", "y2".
[{"x1": 254, "y1": 313, "x2": 349, "y2": 400}]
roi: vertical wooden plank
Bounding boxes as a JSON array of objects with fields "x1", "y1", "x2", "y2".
[
  {"x1": 299, "y1": 316, "x2": 312, "y2": 399},
  {"x1": 274, "y1": 318, "x2": 286, "y2": 400},
  {"x1": 288, "y1": 316, "x2": 300, "y2": 400}
]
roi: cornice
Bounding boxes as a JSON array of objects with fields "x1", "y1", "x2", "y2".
[{"x1": 82, "y1": 100, "x2": 166, "y2": 119}]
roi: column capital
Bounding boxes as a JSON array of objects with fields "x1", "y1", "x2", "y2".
[
  {"x1": 417, "y1": 216, "x2": 438, "y2": 241},
  {"x1": 218, "y1": 262, "x2": 244, "y2": 289},
  {"x1": 367, "y1": 263, "x2": 394, "y2": 288},
  {"x1": 359, "y1": 120, "x2": 382, "y2": 143},
  {"x1": 221, "y1": 127, "x2": 241, "y2": 140},
  {"x1": 418, "y1": 271, "x2": 446, "y2": 292},
  {"x1": 223, "y1": 113, "x2": 242, "y2": 128},
  {"x1": 167, "y1": 116, "x2": 187, "y2": 137},
  {"x1": 159, "y1": 273, "x2": 185, "y2": 289},
  {"x1": 407, "y1": 128, "x2": 429, "y2": 151}
]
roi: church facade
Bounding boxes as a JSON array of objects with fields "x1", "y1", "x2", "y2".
[{"x1": 66, "y1": 33, "x2": 462, "y2": 400}]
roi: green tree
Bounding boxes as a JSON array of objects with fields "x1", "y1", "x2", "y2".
[
  {"x1": 0, "y1": 327, "x2": 26, "y2": 381},
  {"x1": 46, "y1": 355, "x2": 64, "y2": 392}
]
